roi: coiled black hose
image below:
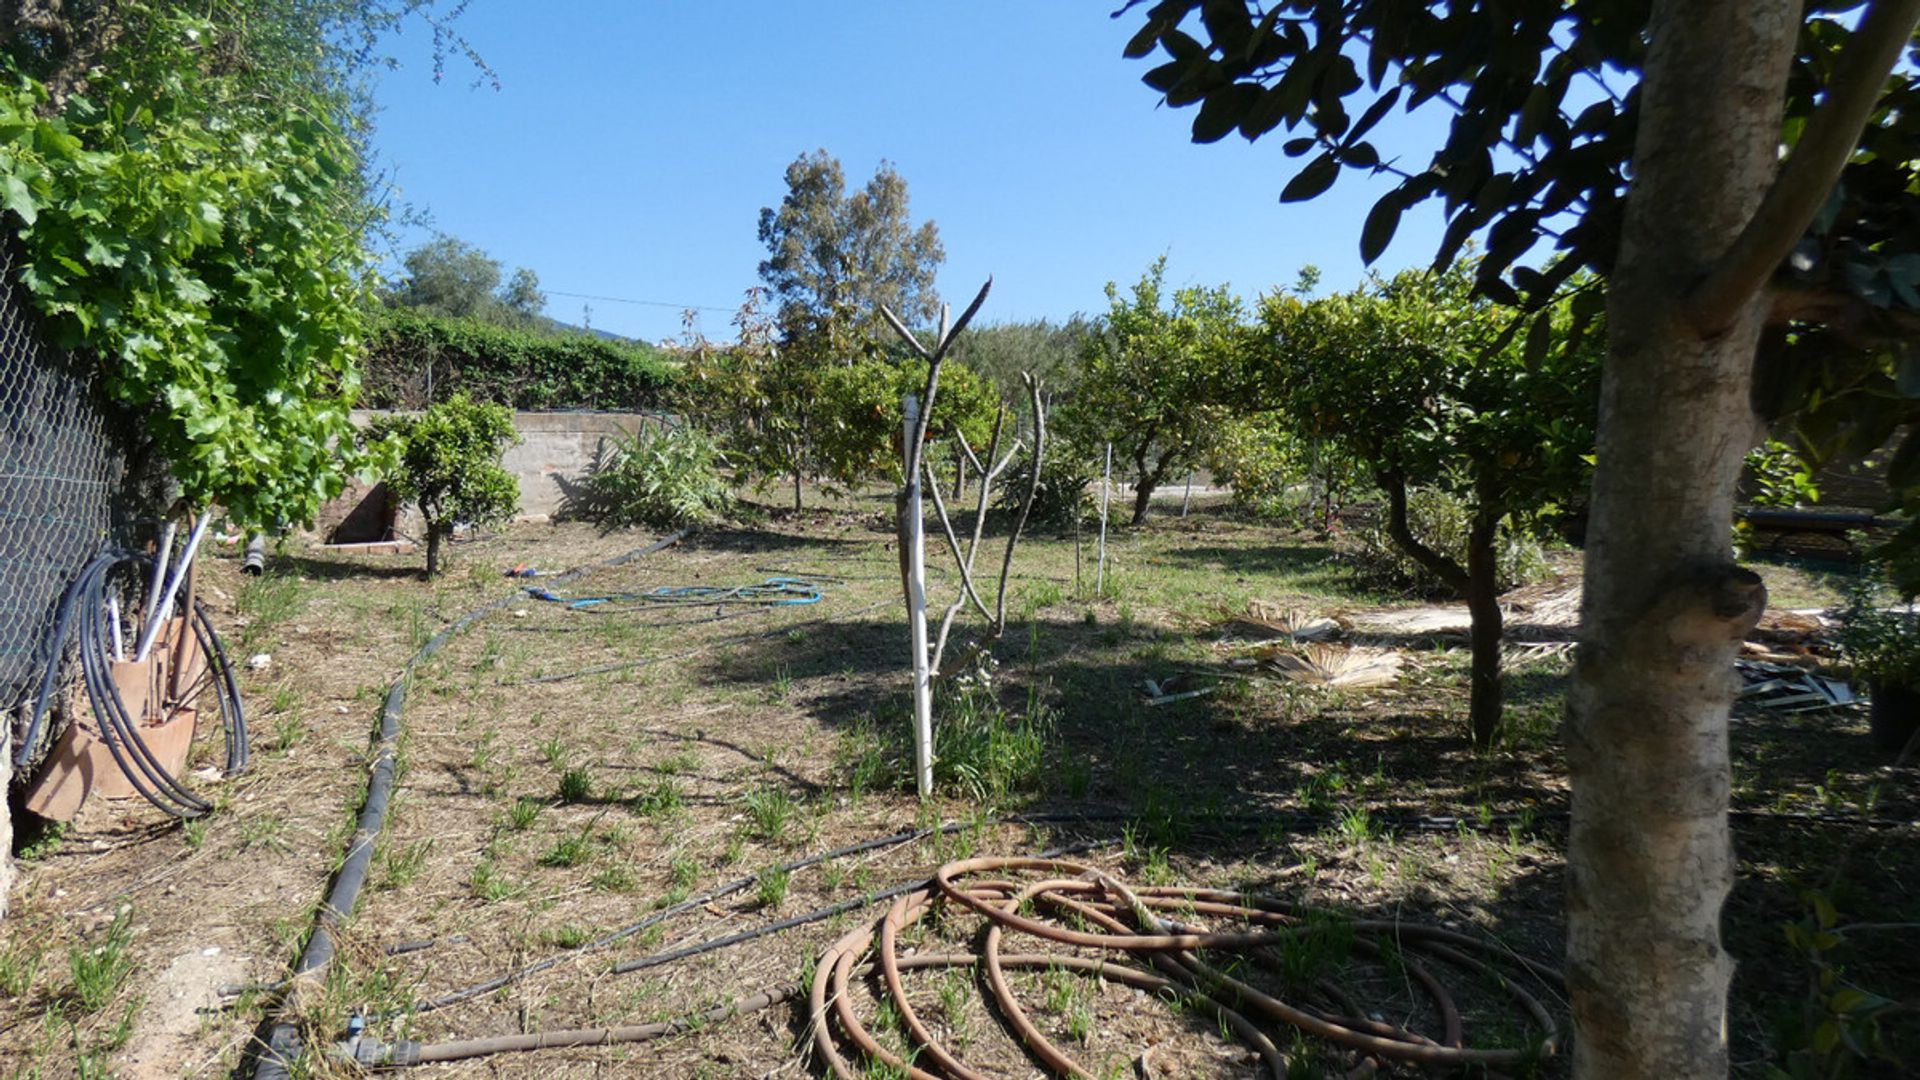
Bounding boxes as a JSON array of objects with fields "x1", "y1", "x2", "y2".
[{"x1": 13, "y1": 550, "x2": 246, "y2": 817}]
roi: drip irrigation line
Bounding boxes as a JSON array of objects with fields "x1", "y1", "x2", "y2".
[
  {"x1": 509, "y1": 596, "x2": 894, "y2": 687},
  {"x1": 246, "y1": 531, "x2": 690, "y2": 1080},
  {"x1": 342, "y1": 987, "x2": 800, "y2": 1067},
  {"x1": 399, "y1": 820, "x2": 973, "y2": 1016}
]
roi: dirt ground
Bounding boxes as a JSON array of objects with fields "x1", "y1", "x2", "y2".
[{"x1": 3, "y1": 495, "x2": 1914, "y2": 1078}]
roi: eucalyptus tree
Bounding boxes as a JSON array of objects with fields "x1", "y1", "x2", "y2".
[{"x1": 757, "y1": 149, "x2": 945, "y2": 360}]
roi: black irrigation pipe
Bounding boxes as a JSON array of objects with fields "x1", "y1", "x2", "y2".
[
  {"x1": 399, "y1": 820, "x2": 974, "y2": 1015},
  {"x1": 247, "y1": 530, "x2": 690, "y2": 1080},
  {"x1": 341, "y1": 837, "x2": 1109, "y2": 1068}
]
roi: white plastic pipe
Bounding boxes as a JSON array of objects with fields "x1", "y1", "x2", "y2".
[
  {"x1": 903, "y1": 394, "x2": 934, "y2": 799},
  {"x1": 135, "y1": 510, "x2": 211, "y2": 662},
  {"x1": 146, "y1": 520, "x2": 176, "y2": 640},
  {"x1": 107, "y1": 595, "x2": 124, "y2": 660}
]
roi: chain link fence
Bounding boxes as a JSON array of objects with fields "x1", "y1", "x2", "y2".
[{"x1": 0, "y1": 241, "x2": 125, "y2": 765}]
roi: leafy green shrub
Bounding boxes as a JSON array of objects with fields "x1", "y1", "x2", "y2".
[
  {"x1": 361, "y1": 307, "x2": 676, "y2": 411},
  {"x1": 997, "y1": 452, "x2": 1094, "y2": 531},
  {"x1": 1208, "y1": 412, "x2": 1301, "y2": 521},
  {"x1": 0, "y1": 16, "x2": 373, "y2": 528},
  {"x1": 368, "y1": 394, "x2": 519, "y2": 577},
  {"x1": 1350, "y1": 488, "x2": 1551, "y2": 597},
  {"x1": 574, "y1": 423, "x2": 731, "y2": 529}
]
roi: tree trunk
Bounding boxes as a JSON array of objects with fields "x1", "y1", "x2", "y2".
[
  {"x1": 792, "y1": 468, "x2": 803, "y2": 512},
  {"x1": 1568, "y1": 3, "x2": 1795, "y2": 1075},
  {"x1": 1464, "y1": 507, "x2": 1504, "y2": 749},
  {"x1": 1129, "y1": 476, "x2": 1156, "y2": 526},
  {"x1": 425, "y1": 524, "x2": 447, "y2": 579}
]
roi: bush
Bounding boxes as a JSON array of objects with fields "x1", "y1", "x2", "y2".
[
  {"x1": 360, "y1": 307, "x2": 676, "y2": 411},
  {"x1": 573, "y1": 423, "x2": 731, "y2": 529},
  {"x1": 998, "y1": 452, "x2": 1095, "y2": 531},
  {"x1": 369, "y1": 394, "x2": 519, "y2": 577},
  {"x1": 1350, "y1": 487, "x2": 1552, "y2": 596},
  {"x1": 1208, "y1": 412, "x2": 1301, "y2": 521}
]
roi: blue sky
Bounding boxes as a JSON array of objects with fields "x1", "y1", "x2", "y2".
[{"x1": 367, "y1": 2, "x2": 1452, "y2": 343}]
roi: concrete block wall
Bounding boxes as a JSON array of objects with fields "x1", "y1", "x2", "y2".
[{"x1": 322, "y1": 411, "x2": 668, "y2": 540}]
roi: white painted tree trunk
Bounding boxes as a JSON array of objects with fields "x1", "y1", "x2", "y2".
[
  {"x1": 903, "y1": 394, "x2": 933, "y2": 798},
  {"x1": 1569, "y1": 3, "x2": 1797, "y2": 1075}
]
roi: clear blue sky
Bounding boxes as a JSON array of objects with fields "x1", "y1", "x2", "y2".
[{"x1": 367, "y1": 1, "x2": 1451, "y2": 344}]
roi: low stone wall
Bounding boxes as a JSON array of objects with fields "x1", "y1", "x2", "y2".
[{"x1": 319, "y1": 410, "x2": 667, "y2": 541}]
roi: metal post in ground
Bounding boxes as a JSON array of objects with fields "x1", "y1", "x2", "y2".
[{"x1": 1096, "y1": 443, "x2": 1112, "y2": 596}]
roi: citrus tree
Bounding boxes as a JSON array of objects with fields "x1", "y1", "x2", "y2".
[
  {"x1": 1057, "y1": 256, "x2": 1251, "y2": 524},
  {"x1": 370, "y1": 395, "x2": 519, "y2": 578},
  {"x1": 1261, "y1": 263, "x2": 1601, "y2": 746},
  {"x1": 1122, "y1": 1, "x2": 1920, "y2": 1073}
]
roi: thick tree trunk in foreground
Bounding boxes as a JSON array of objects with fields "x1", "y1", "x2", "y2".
[{"x1": 1568, "y1": 3, "x2": 1794, "y2": 1075}]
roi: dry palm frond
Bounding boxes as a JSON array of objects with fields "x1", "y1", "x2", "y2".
[{"x1": 1249, "y1": 642, "x2": 1403, "y2": 688}]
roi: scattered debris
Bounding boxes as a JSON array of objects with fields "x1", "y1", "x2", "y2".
[
  {"x1": 1217, "y1": 601, "x2": 1348, "y2": 642},
  {"x1": 1140, "y1": 675, "x2": 1216, "y2": 708},
  {"x1": 246, "y1": 654, "x2": 272, "y2": 672},
  {"x1": 1233, "y1": 642, "x2": 1404, "y2": 688},
  {"x1": 1737, "y1": 660, "x2": 1855, "y2": 712}
]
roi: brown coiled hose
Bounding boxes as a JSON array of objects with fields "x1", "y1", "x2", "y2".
[{"x1": 810, "y1": 856, "x2": 1566, "y2": 1078}]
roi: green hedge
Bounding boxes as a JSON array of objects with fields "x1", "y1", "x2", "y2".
[{"x1": 361, "y1": 307, "x2": 677, "y2": 411}]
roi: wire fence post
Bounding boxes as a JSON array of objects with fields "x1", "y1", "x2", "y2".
[
  {"x1": 902, "y1": 393, "x2": 933, "y2": 799},
  {"x1": 1096, "y1": 442, "x2": 1112, "y2": 596}
]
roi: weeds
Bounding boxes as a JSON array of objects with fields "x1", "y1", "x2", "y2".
[
  {"x1": 741, "y1": 785, "x2": 796, "y2": 844},
  {"x1": 68, "y1": 909, "x2": 136, "y2": 1012}
]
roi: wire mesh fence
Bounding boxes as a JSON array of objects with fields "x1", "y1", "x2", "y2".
[{"x1": 0, "y1": 241, "x2": 125, "y2": 760}]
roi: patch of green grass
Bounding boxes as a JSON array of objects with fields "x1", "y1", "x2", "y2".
[
  {"x1": 933, "y1": 685, "x2": 1053, "y2": 803},
  {"x1": 68, "y1": 909, "x2": 136, "y2": 1012},
  {"x1": 741, "y1": 785, "x2": 796, "y2": 844},
  {"x1": 238, "y1": 813, "x2": 290, "y2": 854},
  {"x1": 655, "y1": 750, "x2": 700, "y2": 775},
  {"x1": 538, "y1": 737, "x2": 568, "y2": 768},
  {"x1": 470, "y1": 861, "x2": 520, "y2": 902},
  {"x1": 755, "y1": 866, "x2": 791, "y2": 908},
  {"x1": 591, "y1": 866, "x2": 636, "y2": 892},
  {"x1": 542, "y1": 924, "x2": 593, "y2": 949},
  {"x1": 632, "y1": 779, "x2": 685, "y2": 819},
  {"x1": 237, "y1": 572, "x2": 307, "y2": 650},
  {"x1": 381, "y1": 839, "x2": 434, "y2": 889},
  {"x1": 507, "y1": 797, "x2": 544, "y2": 830},
  {"x1": 540, "y1": 823, "x2": 597, "y2": 868},
  {"x1": 557, "y1": 767, "x2": 594, "y2": 803},
  {"x1": 0, "y1": 938, "x2": 43, "y2": 997}
]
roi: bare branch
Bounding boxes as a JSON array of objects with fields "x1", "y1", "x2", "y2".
[
  {"x1": 879, "y1": 303, "x2": 933, "y2": 361},
  {"x1": 923, "y1": 454, "x2": 995, "y2": 625},
  {"x1": 1688, "y1": 0, "x2": 1920, "y2": 334},
  {"x1": 994, "y1": 374, "x2": 1048, "y2": 630},
  {"x1": 930, "y1": 278, "x2": 994, "y2": 363}
]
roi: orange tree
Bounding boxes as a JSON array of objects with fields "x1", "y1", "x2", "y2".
[{"x1": 1260, "y1": 262, "x2": 1600, "y2": 746}]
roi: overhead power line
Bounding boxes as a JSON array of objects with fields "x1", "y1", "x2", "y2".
[{"x1": 546, "y1": 290, "x2": 735, "y2": 314}]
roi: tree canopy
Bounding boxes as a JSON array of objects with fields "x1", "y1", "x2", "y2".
[
  {"x1": 389, "y1": 236, "x2": 547, "y2": 324},
  {"x1": 1057, "y1": 256, "x2": 1250, "y2": 525},
  {"x1": 1259, "y1": 261, "x2": 1601, "y2": 744},
  {"x1": 757, "y1": 149, "x2": 945, "y2": 358}
]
